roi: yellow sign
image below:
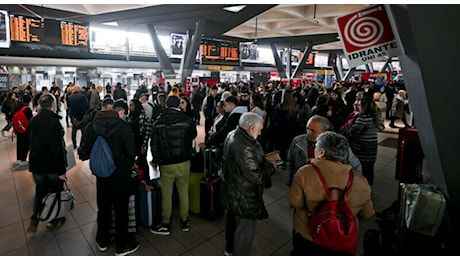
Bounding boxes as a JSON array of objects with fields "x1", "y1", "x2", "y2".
[
  {"x1": 221, "y1": 66, "x2": 234, "y2": 71},
  {"x1": 316, "y1": 70, "x2": 334, "y2": 75},
  {"x1": 208, "y1": 65, "x2": 221, "y2": 70}
]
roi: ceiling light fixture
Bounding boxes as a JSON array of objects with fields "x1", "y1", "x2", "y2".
[
  {"x1": 223, "y1": 5, "x2": 247, "y2": 13},
  {"x1": 102, "y1": 21, "x2": 119, "y2": 27},
  {"x1": 313, "y1": 4, "x2": 319, "y2": 24}
]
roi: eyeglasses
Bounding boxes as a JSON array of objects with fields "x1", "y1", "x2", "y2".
[{"x1": 180, "y1": 101, "x2": 185, "y2": 104}]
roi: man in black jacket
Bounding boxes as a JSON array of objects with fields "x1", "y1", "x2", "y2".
[
  {"x1": 149, "y1": 96, "x2": 197, "y2": 236},
  {"x1": 79, "y1": 100, "x2": 139, "y2": 256},
  {"x1": 27, "y1": 93, "x2": 67, "y2": 232},
  {"x1": 68, "y1": 85, "x2": 89, "y2": 149},
  {"x1": 222, "y1": 112, "x2": 277, "y2": 256}
]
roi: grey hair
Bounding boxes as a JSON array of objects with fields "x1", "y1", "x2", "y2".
[
  {"x1": 239, "y1": 112, "x2": 263, "y2": 129},
  {"x1": 38, "y1": 93, "x2": 56, "y2": 110},
  {"x1": 221, "y1": 91, "x2": 232, "y2": 101},
  {"x1": 315, "y1": 131, "x2": 349, "y2": 163},
  {"x1": 308, "y1": 115, "x2": 334, "y2": 131}
]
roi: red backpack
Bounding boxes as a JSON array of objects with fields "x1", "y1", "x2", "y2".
[
  {"x1": 12, "y1": 106, "x2": 29, "y2": 134},
  {"x1": 309, "y1": 164, "x2": 358, "y2": 255}
]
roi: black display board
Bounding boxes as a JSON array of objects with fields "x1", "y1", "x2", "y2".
[
  {"x1": 9, "y1": 14, "x2": 88, "y2": 48},
  {"x1": 200, "y1": 39, "x2": 239, "y2": 65}
]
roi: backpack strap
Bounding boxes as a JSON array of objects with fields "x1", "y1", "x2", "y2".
[{"x1": 312, "y1": 164, "x2": 353, "y2": 203}]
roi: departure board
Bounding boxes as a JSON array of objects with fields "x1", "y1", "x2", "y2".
[
  {"x1": 9, "y1": 15, "x2": 43, "y2": 43},
  {"x1": 61, "y1": 22, "x2": 88, "y2": 47},
  {"x1": 201, "y1": 39, "x2": 239, "y2": 65},
  {"x1": 8, "y1": 14, "x2": 88, "y2": 47}
]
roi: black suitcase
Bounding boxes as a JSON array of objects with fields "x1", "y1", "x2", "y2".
[{"x1": 200, "y1": 148, "x2": 223, "y2": 219}]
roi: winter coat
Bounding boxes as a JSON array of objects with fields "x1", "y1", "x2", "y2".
[
  {"x1": 287, "y1": 159, "x2": 374, "y2": 242},
  {"x1": 391, "y1": 94, "x2": 408, "y2": 118},
  {"x1": 150, "y1": 108, "x2": 197, "y2": 165},
  {"x1": 79, "y1": 110, "x2": 136, "y2": 181},
  {"x1": 28, "y1": 109, "x2": 67, "y2": 175},
  {"x1": 286, "y1": 134, "x2": 362, "y2": 187},
  {"x1": 222, "y1": 126, "x2": 275, "y2": 219}
]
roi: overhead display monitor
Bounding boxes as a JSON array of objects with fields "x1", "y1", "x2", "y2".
[
  {"x1": 0, "y1": 10, "x2": 11, "y2": 48},
  {"x1": 8, "y1": 13, "x2": 88, "y2": 48},
  {"x1": 200, "y1": 39, "x2": 240, "y2": 65}
]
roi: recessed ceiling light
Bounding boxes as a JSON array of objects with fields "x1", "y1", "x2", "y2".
[
  {"x1": 102, "y1": 21, "x2": 118, "y2": 27},
  {"x1": 223, "y1": 5, "x2": 247, "y2": 13}
]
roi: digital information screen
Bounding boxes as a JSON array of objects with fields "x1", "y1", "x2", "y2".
[
  {"x1": 201, "y1": 39, "x2": 239, "y2": 65},
  {"x1": 9, "y1": 14, "x2": 88, "y2": 47}
]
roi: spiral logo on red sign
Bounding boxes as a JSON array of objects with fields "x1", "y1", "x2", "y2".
[{"x1": 337, "y1": 4, "x2": 395, "y2": 53}]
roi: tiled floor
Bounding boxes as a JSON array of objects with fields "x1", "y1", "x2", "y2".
[{"x1": 0, "y1": 100, "x2": 406, "y2": 256}]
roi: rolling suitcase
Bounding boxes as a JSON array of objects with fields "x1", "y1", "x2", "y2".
[
  {"x1": 200, "y1": 148, "x2": 223, "y2": 219},
  {"x1": 137, "y1": 179, "x2": 162, "y2": 227},
  {"x1": 395, "y1": 126, "x2": 424, "y2": 183}
]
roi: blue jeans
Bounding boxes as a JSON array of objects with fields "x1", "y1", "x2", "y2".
[{"x1": 31, "y1": 173, "x2": 63, "y2": 223}]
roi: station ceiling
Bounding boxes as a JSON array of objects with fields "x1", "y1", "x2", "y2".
[{"x1": 1, "y1": 4, "x2": 369, "y2": 51}]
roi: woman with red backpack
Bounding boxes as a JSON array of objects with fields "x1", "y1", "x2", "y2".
[{"x1": 12, "y1": 93, "x2": 33, "y2": 170}]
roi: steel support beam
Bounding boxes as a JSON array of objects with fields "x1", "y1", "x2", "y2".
[
  {"x1": 343, "y1": 67, "x2": 356, "y2": 81},
  {"x1": 380, "y1": 58, "x2": 393, "y2": 72},
  {"x1": 336, "y1": 53, "x2": 344, "y2": 80},
  {"x1": 270, "y1": 43, "x2": 287, "y2": 79},
  {"x1": 291, "y1": 43, "x2": 313, "y2": 79},
  {"x1": 147, "y1": 24, "x2": 175, "y2": 76},
  {"x1": 180, "y1": 20, "x2": 205, "y2": 86}
]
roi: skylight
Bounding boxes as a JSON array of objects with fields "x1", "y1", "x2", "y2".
[{"x1": 223, "y1": 5, "x2": 247, "y2": 13}]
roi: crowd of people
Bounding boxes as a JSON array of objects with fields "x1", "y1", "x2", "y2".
[{"x1": 0, "y1": 77, "x2": 410, "y2": 255}]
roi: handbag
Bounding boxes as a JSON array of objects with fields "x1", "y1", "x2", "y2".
[
  {"x1": 400, "y1": 183, "x2": 446, "y2": 236},
  {"x1": 38, "y1": 179, "x2": 76, "y2": 223}
]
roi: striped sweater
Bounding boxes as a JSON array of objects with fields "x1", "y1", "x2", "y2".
[{"x1": 348, "y1": 115, "x2": 378, "y2": 161}]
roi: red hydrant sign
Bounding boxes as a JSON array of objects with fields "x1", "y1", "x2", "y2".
[{"x1": 335, "y1": 4, "x2": 404, "y2": 68}]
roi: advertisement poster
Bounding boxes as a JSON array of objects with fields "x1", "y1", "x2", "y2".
[
  {"x1": 0, "y1": 73, "x2": 9, "y2": 91},
  {"x1": 0, "y1": 10, "x2": 10, "y2": 48},
  {"x1": 240, "y1": 42, "x2": 258, "y2": 63},
  {"x1": 170, "y1": 33, "x2": 185, "y2": 57},
  {"x1": 316, "y1": 70, "x2": 334, "y2": 89}
]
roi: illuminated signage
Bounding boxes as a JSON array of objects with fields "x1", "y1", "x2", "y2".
[
  {"x1": 9, "y1": 14, "x2": 88, "y2": 47},
  {"x1": 200, "y1": 39, "x2": 240, "y2": 65}
]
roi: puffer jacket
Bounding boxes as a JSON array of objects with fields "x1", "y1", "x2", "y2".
[
  {"x1": 150, "y1": 107, "x2": 197, "y2": 165},
  {"x1": 222, "y1": 126, "x2": 275, "y2": 220},
  {"x1": 287, "y1": 159, "x2": 374, "y2": 242}
]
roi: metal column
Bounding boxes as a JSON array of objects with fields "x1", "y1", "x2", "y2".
[
  {"x1": 180, "y1": 20, "x2": 205, "y2": 86},
  {"x1": 343, "y1": 67, "x2": 356, "y2": 81},
  {"x1": 147, "y1": 24, "x2": 175, "y2": 76},
  {"x1": 270, "y1": 43, "x2": 287, "y2": 79},
  {"x1": 291, "y1": 43, "x2": 313, "y2": 79}
]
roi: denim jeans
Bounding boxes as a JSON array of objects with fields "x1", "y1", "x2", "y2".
[{"x1": 31, "y1": 173, "x2": 63, "y2": 223}]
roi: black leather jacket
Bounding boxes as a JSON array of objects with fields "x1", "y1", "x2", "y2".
[
  {"x1": 150, "y1": 108, "x2": 197, "y2": 165},
  {"x1": 222, "y1": 126, "x2": 275, "y2": 219}
]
